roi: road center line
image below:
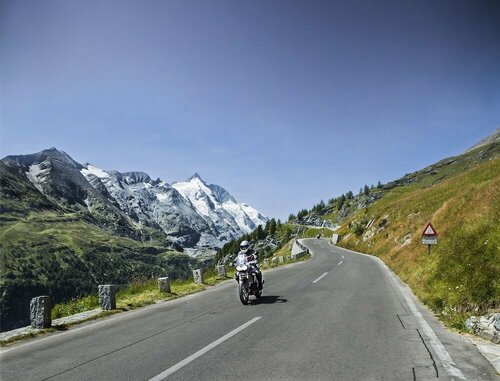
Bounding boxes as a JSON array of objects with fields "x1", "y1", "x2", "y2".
[
  {"x1": 149, "y1": 317, "x2": 261, "y2": 381},
  {"x1": 337, "y1": 261, "x2": 343, "y2": 266},
  {"x1": 312, "y1": 272, "x2": 328, "y2": 283}
]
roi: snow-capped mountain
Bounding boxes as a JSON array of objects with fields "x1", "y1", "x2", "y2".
[
  {"x1": 172, "y1": 173, "x2": 267, "y2": 235},
  {"x1": 1, "y1": 148, "x2": 267, "y2": 252},
  {"x1": 79, "y1": 165, "x2": 267, "y2": 250}
]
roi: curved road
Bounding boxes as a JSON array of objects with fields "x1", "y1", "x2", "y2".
[{"x1": 1, "y1": 239, "x2": 497, "y2": 380}]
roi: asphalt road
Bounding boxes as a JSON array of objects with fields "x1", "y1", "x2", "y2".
[{"x1": 1, "y1": 239, "x2": 497, "y2": 380}]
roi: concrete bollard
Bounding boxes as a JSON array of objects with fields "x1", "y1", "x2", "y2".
[
  {"x1": 158, "y1": 277, "x2": 171, "y2": 293},
  {"x1": 263, "y1": 259, "x2": 270, "y2": 267},
  {"x1": 30, "y1": 296, "x2": 52, "y2": 329},
  {"x1": 279, "y1": 256, "x2": 284, "y2": 264},
  {"x1": 98, "y1": 285, "x2": 116, "y2": 310},
  {"x1": 193, "y1": 269, "x2": 203, "y2": 284},
  {"x1": 216, "y1": 265, "x2": 226, "y2": 278},
  {"x1": 272, "y1": 257, "x2": 278, "y2": 263}
]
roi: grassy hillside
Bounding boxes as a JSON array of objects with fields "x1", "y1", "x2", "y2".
[
  {"x1": 335, "y1": 155, "x2": 500, "y2": 328},
  {"x1": 0, "y1": 212, "x2": 199, "y2": 331}
]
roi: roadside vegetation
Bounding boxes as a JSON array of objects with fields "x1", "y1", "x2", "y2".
[{"x1": 51, "y1": 271, "x2": 232, "y2": 320}]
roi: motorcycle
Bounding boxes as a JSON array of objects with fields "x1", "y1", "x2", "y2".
[{"x1": 234, "y1": 253, "x2": 262, "y2": 305}]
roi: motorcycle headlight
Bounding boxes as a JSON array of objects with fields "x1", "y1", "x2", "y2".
[{"x1": 236, "y1": 265, "x2": 248, "y2": 272}]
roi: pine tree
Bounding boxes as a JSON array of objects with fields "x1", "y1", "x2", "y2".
[
  {"x1": 269, "y1": 218, "x2": 277, "y2": 235},
  {"x1": 363, "y1": 185, "x2": 370, "y2": 195},
  {"x1": 264, "y1": 220, "x2": 271, "y2": 235},
  {"x1": 255, "y1": 225, "x2": 266, "y2": 240},
  {"x1": 297, "y1": 209, "x2": 308, "y2": 220},
  {"x1": 337, "y1": 194, "x2": 346, "y2": 210}
]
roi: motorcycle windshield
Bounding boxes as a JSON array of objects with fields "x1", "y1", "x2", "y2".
[{"x1": 235, "y1": 253, "x2": 248, "y2": 266}]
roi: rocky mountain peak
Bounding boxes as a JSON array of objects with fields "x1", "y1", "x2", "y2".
[
  {"x1": 187, "y1": 172, "x2": 204, "y2": 182},
  {"x1": 2, "y1": 147, "x2": 82, "y2": 170},
  {"x1": 120, "y1": 171, "x2": 152, "y2": 185}
]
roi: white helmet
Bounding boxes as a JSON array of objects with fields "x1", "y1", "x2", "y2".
[{"x1": 240, "y1": 240, "x2": 250, "y2": 253}]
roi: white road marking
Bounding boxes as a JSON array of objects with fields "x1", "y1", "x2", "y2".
[
  {"x1": 312, "y1": 272, "x2": 328, "y2": 283},
  {"x1": 337, "y1": 261, "x2": 343, "y2": 266},
  {"x1": 149, "y1": 317, "x2": 261, "y2": 380}
]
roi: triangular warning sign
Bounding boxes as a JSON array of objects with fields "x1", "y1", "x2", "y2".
[{"x1": 422, "y1": 223, "x2": 437, "y2": 236}]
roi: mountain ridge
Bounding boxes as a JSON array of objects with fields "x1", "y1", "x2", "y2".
[{"x1": 1, "y1": 148, "x2": 267, "y2": 251}]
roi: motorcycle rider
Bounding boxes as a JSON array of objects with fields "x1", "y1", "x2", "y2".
[{"x1": 236, "y1": 240, "x2": 263, "y2": 291}]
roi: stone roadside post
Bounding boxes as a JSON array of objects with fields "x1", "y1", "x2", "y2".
[
  {"x1": 158, "y1": 277, "x2": 171, "y2": 293},
  {"x1": 216, "y1": 265, "x2": 226, "y2": 278},
  {"x1": 279, "y1": 256, "x2": 284, "y2": 264},
  {"x1": 193, "y1": 269, "x2": 203, "y2": 284},
  {"x1": 98, "y1": 285, "x2": 116, "y2": 310},
  {"x1": 30, "y1": 296, "x2": 52, "y2": 329}
]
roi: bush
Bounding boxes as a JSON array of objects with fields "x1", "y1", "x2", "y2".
[
  {"x1": 428, "y1": 218, "x2": 500, "y2": 317},
  {"x1": 351, "y1": 221, "x2": 365, "y2": 236}
]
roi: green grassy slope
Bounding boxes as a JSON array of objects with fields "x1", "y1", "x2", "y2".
[
  {"x1": 0, "y1": 212, "x2": 199, "y2": 331},
  {"x1": 0, "y1": 158, "x2": 201, "y2": 331},
  {"x1": 336, "y1": 154, "x2": 500, "y2": 328}
]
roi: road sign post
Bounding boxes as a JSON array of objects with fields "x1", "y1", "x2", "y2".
[{"x1": 421, "y1": 222, "x2": 438, "y2": 254}]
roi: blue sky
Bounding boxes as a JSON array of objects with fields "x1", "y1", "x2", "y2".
[{"x1": 1, "y1": 0, "x2": 499, "y2": 220}]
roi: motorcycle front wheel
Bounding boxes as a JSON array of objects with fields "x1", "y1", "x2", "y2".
[{"x1": 239, "y1": 279, "x2": 249, "y2": 305}]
